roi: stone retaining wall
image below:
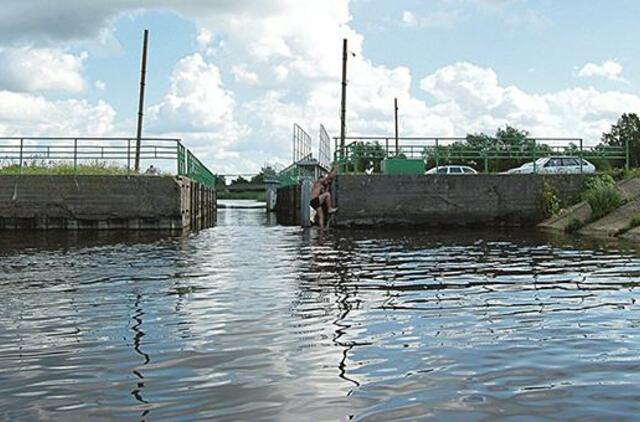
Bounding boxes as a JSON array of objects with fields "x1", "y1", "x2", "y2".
[
  {"x1": 335, "y1": 174, "x2": 585, "y2": 227},
  {"x1": 0, "y1": 175, "x2": 216, "y2": 230}
]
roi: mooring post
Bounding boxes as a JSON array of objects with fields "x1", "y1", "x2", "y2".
[{"x1": 300, "y1": 178, "x2": 312, "y2": 227}]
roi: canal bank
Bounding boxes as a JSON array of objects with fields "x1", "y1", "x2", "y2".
[{"x1": 0, "y1": 175, "x2": 216, "y2": 230}]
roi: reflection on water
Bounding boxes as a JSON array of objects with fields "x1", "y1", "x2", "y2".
[{"x1": 2, "y1": 205, "x2": 640, "y2": 420}]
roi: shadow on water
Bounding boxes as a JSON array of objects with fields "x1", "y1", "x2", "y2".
[{"x1": 2, "y1": 205, "x2": 640, "y2": 420}]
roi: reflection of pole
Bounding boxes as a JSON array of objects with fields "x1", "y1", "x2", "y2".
[
  {"x1": 394, "y1": 98, "x2": 399, "y2": 155},
  {"x1": 135, "y1": 29, "x2": 149, "y2": 173},
  {"x1": 339, "y1": 38, "x2": 348, "y2": 159}
]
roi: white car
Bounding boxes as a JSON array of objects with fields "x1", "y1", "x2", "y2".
[
  {"x1": 505, "y1": 162, "x2": 534, "y2": 174},
  {"x1": 506, "y1": 156, "x2": 595, "y2": 174},
  {"x1": 426, "y1": 165, "x2": 478, "y2": 175}
]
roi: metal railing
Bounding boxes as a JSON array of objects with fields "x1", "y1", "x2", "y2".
[
  {"x1": 0, "y1": 137, "x2": 216, "y2": 188},
  {"x1": 333, "y1": 136, "x2": 630, "y2": 174}
]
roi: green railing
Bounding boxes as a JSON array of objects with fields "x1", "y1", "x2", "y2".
[
  {"x1": 277, "y1": 163, "x2": 304, "y2": 187},
  {"x1": 0, "y1": 137, "x2": 216, "y2": 188},
  {"x1": 333, "y1": 137, "x2": 630, "y2": 174},
  {"x1": 176, "y1": 142, "x2": 216, "y2": 187}
]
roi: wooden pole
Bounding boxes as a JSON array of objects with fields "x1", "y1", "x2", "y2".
[
  {"x1": 134, "y1": 29, "x2": 149, "y2": 173},
  {"x1": 339, "y1": 38, "x2": 348, "y2": 159}
]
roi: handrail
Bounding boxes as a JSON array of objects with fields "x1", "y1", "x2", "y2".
[
  {"x1": 0, "y1": 137, "x2": 216, "y2": 188},
  {"x1": 332, "y1": 136, "x2": 630, "y2": 174}
]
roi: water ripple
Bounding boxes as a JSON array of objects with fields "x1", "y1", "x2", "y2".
[{"x1": 2, "y1": 207, "x2": 640, "y2": 420}]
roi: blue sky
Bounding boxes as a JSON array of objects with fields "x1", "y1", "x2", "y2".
[{"x1": 0, "y1": 0, "x2": 639, "y2": 173}]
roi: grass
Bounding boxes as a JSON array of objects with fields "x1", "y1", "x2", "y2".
[
  {"x1": 0, "y1": 161, "x2": 131, "y2": 175},
  {"x1": 581, "y1": 174, "x2": 624, "y2": 220}
]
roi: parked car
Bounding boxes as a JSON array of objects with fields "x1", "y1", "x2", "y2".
[
  {"x1": 505, "y1": 156, "x2": 596, "y2": 174},
  {"x1": 505, "y1": 161, "x2": 534, "y2": 174},
  {"x1": 426, "y1": 165, "x2": 478, "y2": 175}
]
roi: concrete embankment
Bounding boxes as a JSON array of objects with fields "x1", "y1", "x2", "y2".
[
  {"x1": 539, "y1": 178, "x2": 640, "y2": 239},
  {"x1": 332, "y1": 174, "x2": 584, "y2": 227},
  {"x1": 0, "y1": 175, "x2": 216, "y2": 230}
]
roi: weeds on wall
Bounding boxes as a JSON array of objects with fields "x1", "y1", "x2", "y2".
[{"x1": 542, "y1": 181, "x2": 561, "y2": 218}]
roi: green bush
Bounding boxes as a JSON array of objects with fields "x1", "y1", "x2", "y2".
[
  {"x1": 542, "y1": 181, "x2": 560, "y2": 218},
  {"x1": 581, "y1": 175, "x2": 623, "y2": 220}
]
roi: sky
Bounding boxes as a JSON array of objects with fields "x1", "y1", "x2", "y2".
[{"x1": 0, "y1": 0, "x2": 639, "y2": 174}]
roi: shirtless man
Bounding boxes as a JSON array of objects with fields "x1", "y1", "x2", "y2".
[{"x1": 310, "y1": 166, "x2": 338, "y2": 228}]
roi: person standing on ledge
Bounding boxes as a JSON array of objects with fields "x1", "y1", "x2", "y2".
[{"x1": 310, "y1": 166, "x2": 338, "y2": 228}]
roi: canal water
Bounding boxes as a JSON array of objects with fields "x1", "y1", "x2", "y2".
[{"x1": 2, "y1": 203, "x2": 640, "y2": 420}]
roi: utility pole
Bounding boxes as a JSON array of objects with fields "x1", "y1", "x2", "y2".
[
  {"x1": 134, "y1": 29, "x2": 149, "y2": 173},
  {"x1": 394, "y1": 97, "x2": 399, "y2": 155},
  {"x1": 339, "y1": 38, "x2": 348, "y2": 159}
]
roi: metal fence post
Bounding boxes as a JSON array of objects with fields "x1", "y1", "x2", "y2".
[
  {"x1": 19, "y1": 138, "x2": 23, "y2": 174},
  {"x1": 532, "y1": 140, "x2": 537, "y2": 174},
  {"x1": 435, "y1": 138, "x2": 439, "y2": 169},
  {"x1": 579, "y1": 139, "x2": 584, "y2": 174},
  {"x1": 626, "y1": 137, "x2": 631, "y2": 170},
  {"x1": 73, "y1": 138, "x2": 78, "y2": 173},
  {"x1": 127, "y1": 139, "x2": 131, "y2": 174},
  {"x1": 484, "y1": 151, "x2": 488, "y2": 173}
]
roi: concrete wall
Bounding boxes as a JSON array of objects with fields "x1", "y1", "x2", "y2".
[
  {"x1": 335, "y1": 174, "x2": 585, "y2": 227},
  {"x1": 0, "y1": 175, "x2": 216, "y2": 230},
  {"x1": 275, "y1": 184, "x2": 301, "y2": 225}
]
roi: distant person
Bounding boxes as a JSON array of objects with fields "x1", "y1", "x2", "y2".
[
  {"x1": 145, "y1": 164, "x2": 158, "y2": 175},
  {"x1": 310, "y1": 166, "x2": 338, "y2": 228}
]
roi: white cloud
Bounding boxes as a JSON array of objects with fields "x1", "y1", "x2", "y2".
[
  {"x1": 504, "y1": 8, "x2": 551, "y2": 31},
  {"x1": 148, "y1": 53, "x2": 244, "y2": 133},
  {"x1": 94, "y1": 80, "x2": 106, "y2": 91},
  {"x1": 0, "y1": 90, "x2": 115, "y2": 136},
  {"x1": 0, "y1": 47, "x2": 86, "y2": 93},
  {"x1": 402, "y1": 11, "x2": 417, "y2": 27},
  {"x1": 231, "y1": 64, "x2": 260, "y2": 86},
  {"x1": 146, "y1": 53, "x2": 250, "y2": 171},
  {"x1": 400, "y1": 9, "x2": 466, "y2": 29},
  {"x1": 196, "y1": 28, "x2": 212, "y2": 49},
  {"x1": 419, "y1": 62, "x2": 640, "y2": 144},
  {"x1": 577, "y1": 60, "x2": 625, "y2": 82}
]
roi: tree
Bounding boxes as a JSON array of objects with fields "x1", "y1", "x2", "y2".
[
  {"x1": 214, "y1": 174, "x2": 227, "y2": 190},
  {"x1": 250, "y1": 166, "x2": 277, "y2": 184},
  {"x1": 231, "y1": 175, "x2": 249, "y2": 185},
  {"x1": 602, "y1": 113, "x2": 640, "y2": 168},
  {"x1": 347, "y1": 141, "x2": 386, "y2": 173},
  {"x1": 423, "y1": 125, "x2": 552, "y2": 173}
]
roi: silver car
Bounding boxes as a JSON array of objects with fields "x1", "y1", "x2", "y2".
[
  {"x1": 506, "y1": 156, "x2": 595, "y2": 174},
  {"x1": 426, "y1": 165, "x2": 478, "y2": 175}
]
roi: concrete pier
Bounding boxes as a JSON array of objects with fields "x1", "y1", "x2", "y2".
[
  {"x1": 0, "y1": 175, "x2": 216, "y2": 230},
  {"x1": 333, "y1": 174, "x2": 585, "y2": 227}
]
